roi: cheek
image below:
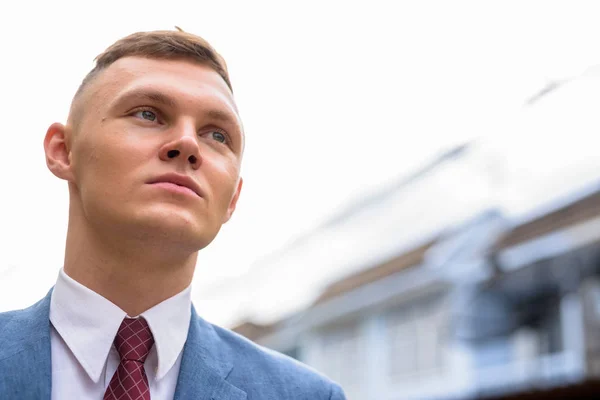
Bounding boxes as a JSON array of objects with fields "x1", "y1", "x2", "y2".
[
  {"x1": 206, "y1": 160, "x2": 240, "y2": 208},
  {"x1": 72, "y1": 132, "x2": 148, "y2": 193}
]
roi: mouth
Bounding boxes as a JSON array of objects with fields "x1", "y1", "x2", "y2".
[{"x1": 147, "y1": 173, "x2": 203, "y2": 198}]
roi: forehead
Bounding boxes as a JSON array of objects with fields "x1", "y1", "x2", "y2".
[{"x1": 91, "y1": 56, "x2": 239, "y2": 118}]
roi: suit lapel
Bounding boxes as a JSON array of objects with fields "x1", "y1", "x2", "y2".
[
  {"x1": 0, "y1": 290, "x2": 53, "y2": 400},
  {"x1": 174, "y1": 306, "x2": 246, "y2": 400}
]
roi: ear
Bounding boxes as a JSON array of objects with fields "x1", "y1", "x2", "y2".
[
  {"x1": 44, "y1": 122, "x2": 75, "y2": 182},
  {"x1": 223, "y1": 177, "x2": 243, "y2": 223}
]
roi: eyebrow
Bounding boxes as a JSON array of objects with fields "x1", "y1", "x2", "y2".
[
  {"x1": 115, "y1": 89, "x2": 178, "y2": 109},
  {"x1": 204, "y1": 109, "x2": 237, "y2": 124}
]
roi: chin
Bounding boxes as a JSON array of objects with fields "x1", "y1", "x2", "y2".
[
  {"x1": 137, "y1": 212, "x2": 219, "y2": 250},
  {"x1": 91, "y1": 202, "x2": 220, "y2": 251}
]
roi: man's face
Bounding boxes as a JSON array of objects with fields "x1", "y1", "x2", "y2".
[{"x1": 65, "y1": 57, "x2": 244, "y2": 251}]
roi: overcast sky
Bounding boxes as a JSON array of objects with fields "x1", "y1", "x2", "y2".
[{"x1": 2, "y1": 1, "x2": 600, "y2": 319}]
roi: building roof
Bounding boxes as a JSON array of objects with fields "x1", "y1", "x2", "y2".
[
  {"x1": 313, "y1": 239, "x2": 436, "y2": 304},
  {"x1": 496, "y1": 187, "x2": 600, "y2": 250},
  {"x1": 230, "y1": 238, "x2": 436, "y2": 341}
]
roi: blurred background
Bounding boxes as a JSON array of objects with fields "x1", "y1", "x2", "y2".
[{"x1": 3, "y1": 1, "x2": 600, "y2": 398}]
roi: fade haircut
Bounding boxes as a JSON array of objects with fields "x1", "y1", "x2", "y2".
[{"x1": 74, "y1": 28, "x2": 232, "y2": 101}]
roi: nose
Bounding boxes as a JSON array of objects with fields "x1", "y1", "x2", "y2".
[{"x1": 158, "y1": 127, "x2": 202, "y2": 170}]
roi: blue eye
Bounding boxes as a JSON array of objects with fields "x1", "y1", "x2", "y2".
[
  {"x1": 211, "y1": 131, "x2": 227, "y2": 143},
  {"x1": 134, "y1": 110, "x2": 158, "y2": 122}
]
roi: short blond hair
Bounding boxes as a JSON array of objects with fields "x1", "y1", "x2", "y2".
[{"x1": 75, "y1": 28, "x2": 232, "y2": 98}]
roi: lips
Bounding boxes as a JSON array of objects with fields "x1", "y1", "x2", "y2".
[{"x1": 147, "y1": 173, "x2": 203, "y2": 197}]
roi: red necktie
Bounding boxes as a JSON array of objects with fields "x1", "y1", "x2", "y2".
[{"x1": 104, "y1": 317, "x2": 155, "y2": 400}]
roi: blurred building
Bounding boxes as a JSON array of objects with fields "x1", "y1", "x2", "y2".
[
  {"x1": 233, "y1": 181, "x2": 600, "y2": 400},
  {"x1": 224, "y1": 71, "x2": 600, "y2": 399}
]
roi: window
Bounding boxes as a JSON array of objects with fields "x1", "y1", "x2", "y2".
[
  {"x1": 318, "y1": 320, "x2": 363, "y2": 396},
  {"x1": 520, "y1": 295, "x2": 563, "y2": 356},
  {"x1": 536, "y1": 305, "x2": 563, "y2": 355},
  {"x1": 386, "y1": 295, "x2": 446, "y2": 382},
  {"x1": 474, "y1": 295, "x2": 563, "y2": 369}
]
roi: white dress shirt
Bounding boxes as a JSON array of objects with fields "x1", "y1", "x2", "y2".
[{"x1": 49, "y1": 268, "x2": 191, "y2": 400}]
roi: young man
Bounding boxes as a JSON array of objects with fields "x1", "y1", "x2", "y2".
[{"x1": 0, "y1": 30, "x2": 346, "y2": 400}]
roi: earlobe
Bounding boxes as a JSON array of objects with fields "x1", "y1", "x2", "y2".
[
  {"x1": 223, "y1": 177, "x2": 243, "y2": 223},
  {"x1": 44, "y1": 122, "x2": 74, "y2": 181}
]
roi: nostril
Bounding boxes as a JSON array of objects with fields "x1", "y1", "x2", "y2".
[
  {"x1": 188, "y1": 155, "x2": 197, "y2": 164},
  {"x1": 167, "y1": 150, "x2": 180, "y2": 158}
]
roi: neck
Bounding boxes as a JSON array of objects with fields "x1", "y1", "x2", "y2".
[{"x1": 63, "y1": 211, "x2": 197, "y2": 317}]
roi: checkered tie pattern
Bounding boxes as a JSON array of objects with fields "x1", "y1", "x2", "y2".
[{"x1": 104, "y1": 317, "x2": 155, "y2": 400}]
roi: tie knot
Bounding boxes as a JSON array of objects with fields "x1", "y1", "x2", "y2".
[{"x1": 114, "y1": 317, "x2": 154, "y2": 363}]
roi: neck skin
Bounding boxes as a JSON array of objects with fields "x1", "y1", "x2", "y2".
[{"x1": 63, "y1": 197, "x2": 197, "y2": 317}]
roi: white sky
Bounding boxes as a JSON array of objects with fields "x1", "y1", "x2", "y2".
[{"x1": 2, "y1": 1, "x2": 600, "y2": 320}]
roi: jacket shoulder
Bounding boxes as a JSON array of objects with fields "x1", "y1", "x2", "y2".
[
  {"x1": 0, "y1": 294, "x2": 53, "y2": 399},
  {"x1": 0, "y1": 294, "x2": 52, "y2": 361},
  {"x1": 209, "y1": 323, "x2": 344, "y2": 400}
]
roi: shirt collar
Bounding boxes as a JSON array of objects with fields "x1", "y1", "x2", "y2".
[{"x1": 49, "y1": 268, "x2": 191, "y2": 383}]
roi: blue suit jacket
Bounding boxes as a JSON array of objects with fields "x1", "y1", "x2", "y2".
[{"x1": 0, "y1": 290, "x2": 346, "y2": 400}]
